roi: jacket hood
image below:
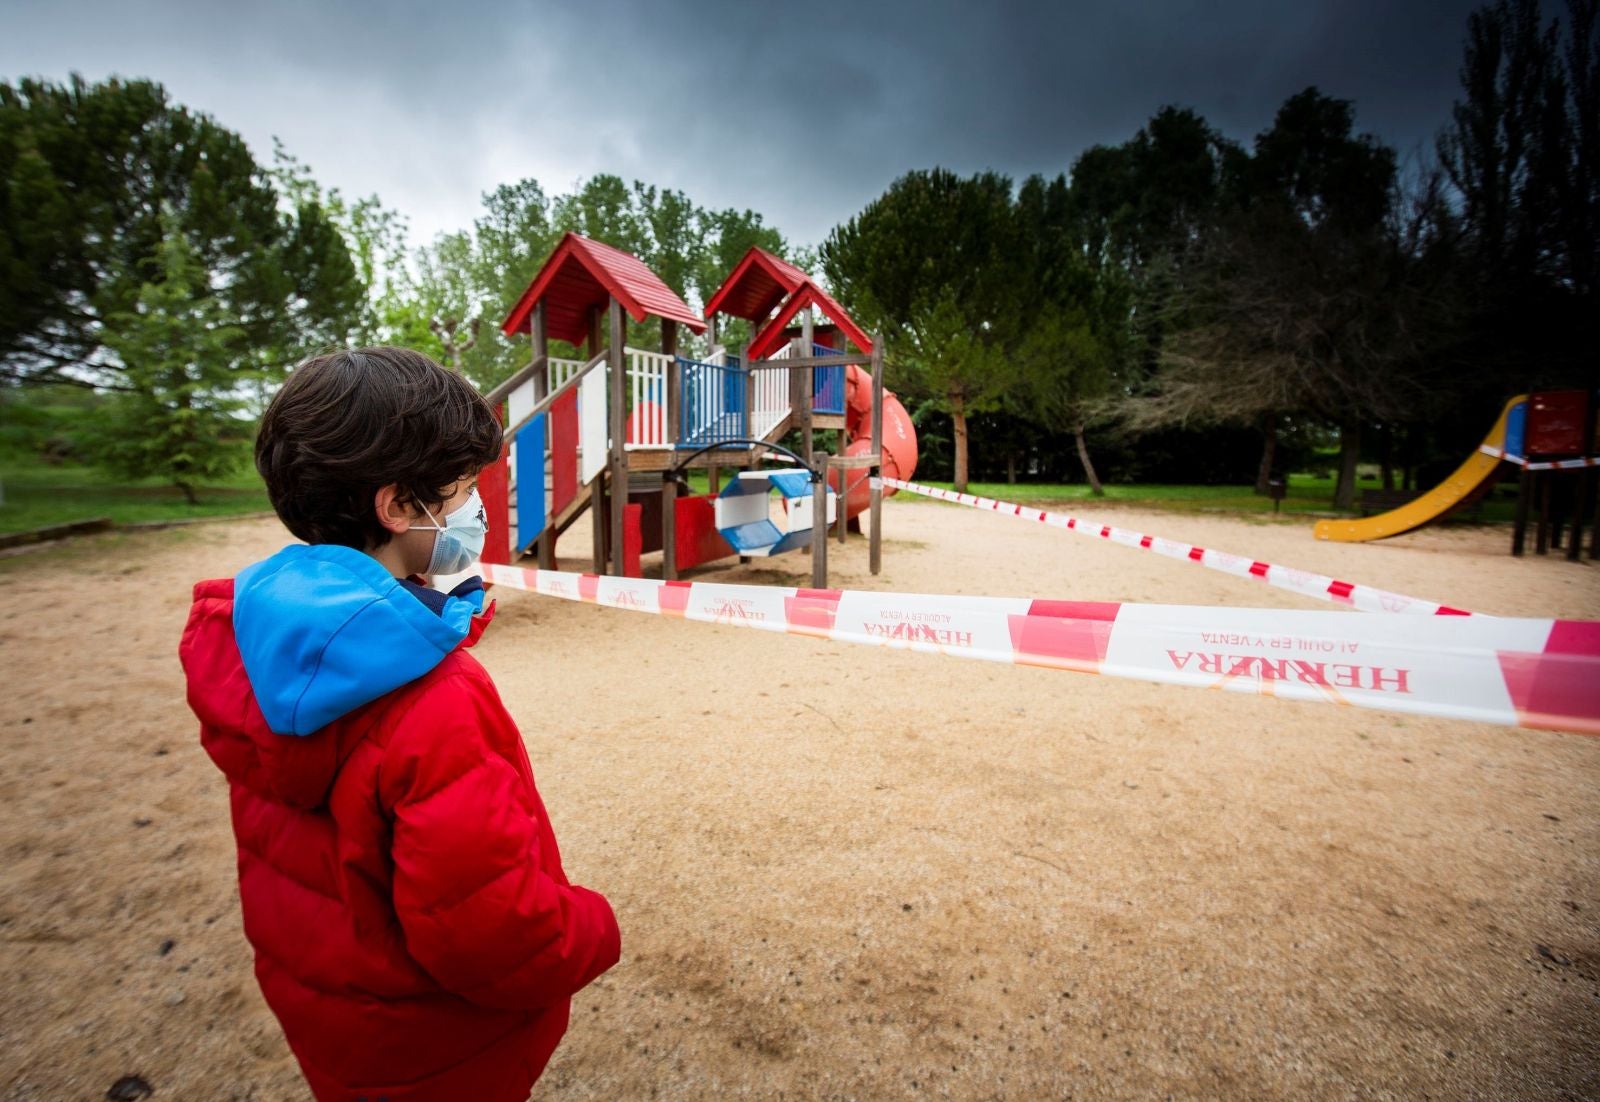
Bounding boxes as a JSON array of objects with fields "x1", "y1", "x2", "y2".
[
  {"x1": 179, "y1": 545, "x2": 493, "y2": 809},
  {"x1": 232, "y1": 544, "x2": 484, "y2": 737}
]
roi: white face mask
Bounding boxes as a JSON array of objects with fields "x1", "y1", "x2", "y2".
[{"x1": 410, "y1": 488, "x2": 488, "y2": 574}]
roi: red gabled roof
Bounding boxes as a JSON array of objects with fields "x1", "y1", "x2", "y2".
[
  {"x1": 702, "y1": 246, "x2": 811, "y2": 322},
  {"x1": 747, "y1": 280, "x2": 875, "y2": 359},
  {"x1": 501, "y1": 232, "x2": 706, "y2": 345}
]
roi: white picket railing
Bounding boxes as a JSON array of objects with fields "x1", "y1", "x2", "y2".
[
  {"x1": 548, "y1": 357, "x2": 584, "y2": 393},
  {"x1": 751, "y1": 340, "x2": 794, "y2": 440},
  {"x1": 624, "y1": 348, "x2": 672, "y2": 449}
]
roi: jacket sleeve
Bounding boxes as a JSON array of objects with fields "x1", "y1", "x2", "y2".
[{"x1": 378, "y1": 671, "x2": 621, "y2": 1009}]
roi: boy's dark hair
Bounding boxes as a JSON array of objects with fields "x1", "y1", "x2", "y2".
[{"x1": 256, "y1": 347, "x2": 503, "y2": 549}]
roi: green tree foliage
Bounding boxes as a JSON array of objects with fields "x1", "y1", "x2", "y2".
[
  {"x1": 90, "y1": 211, "x2": 250, "y2": 502},
  {"x1": 1437, "y1": 0, "x2": 1598, "y2": 385},
  {"x1": 1124, "y1": 90, "x2": 1425, "y2": 508},
  {"x1": 823, "y1": 169, "x2": 1027, "y2": 491},
  {"x1": 1, "y1": 76, "x2": 363, "y2": 387},
  {"x1": 378, "y1": 175, "x2": 800, "y2": 392}
]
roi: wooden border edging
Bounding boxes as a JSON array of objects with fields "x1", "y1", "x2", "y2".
[{"x1": 0, "y1": 517, "x2": 114, "y2": 550}]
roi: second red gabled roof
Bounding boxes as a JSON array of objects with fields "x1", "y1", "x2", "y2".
[
  {"x1": 747, "y1": 280, "x2": 875, "y2": 359},
  {"x1": 702, "y1": 246, "x2": 811, "y2": 323},
  {"x1": 501, "y1": 232, "x2": 706, "y2": 345}
]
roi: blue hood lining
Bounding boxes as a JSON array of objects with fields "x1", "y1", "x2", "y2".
[{"x1": 233, "y1": 545, "x2": 485, "y2": 737}]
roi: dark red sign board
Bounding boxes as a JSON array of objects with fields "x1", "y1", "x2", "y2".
[{"x1": 1525, "y1": 390, "x2": 1592, "y2": 457}]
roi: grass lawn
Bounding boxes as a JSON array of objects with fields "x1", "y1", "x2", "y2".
[
  {"x1": 0, "y1": 457, "x2": 270, "y2": 535},
  {"x1": 904, "y1": 473, "x2": 1522, "y2": 524},
  {"x1": 0, "y1": 459, "x2": 1521, "y2": 537}
]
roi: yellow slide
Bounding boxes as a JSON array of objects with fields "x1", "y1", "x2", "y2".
[{"x1": 1313, "y1": 395, "x2": 1527, "y2": 542}]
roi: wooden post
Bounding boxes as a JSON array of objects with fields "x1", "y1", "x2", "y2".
[
  {"x1": 662, "y1": 473, "x2": 678, "y2": 581},
  {"x1": 609, "y1": 297, "x2": 626, "y2": 576},
  {"x1": 532, "y1": 302, "x2": 555, "y2": 570},
  {"x1": 741, "y1": 342, "x2": 755, "y2": 470},
  {"x1": 836, "y1": 458, "x2": 848, "y2": 545},
  {"x1": 591, "y1": 474, "x2": 607, "y2": 572},
  {"x1": 799, "y1": 307, "x2": 815, "y2": 466},
  {"x1": 837, "y1": 334, "x2": 851, "y2": 547},
  {"x1": 811, "y1": 453, "x2": 828, "y2": 589},
  {"x1": 1512, "y1": 467, "x2": 1531, "y2": 556},
  {"x1": 663, "y1": 318, "x2": 679, "y2": 448},
  {"x1": 1591, "y1": 469, "x2": 1600, "y2": 558},
  {"x1": 590, "y1": 299, "x2": 611, "y2": 574},
  {"x1": 869, "y1": 339, "x2": 884, "y2": 576},
  {"x1": 1569, "y1": 468, "x2": 1593, "y2": 563},
  {"x1": 1536, "y1": 472, "x2": 1551, "y2": 555}
]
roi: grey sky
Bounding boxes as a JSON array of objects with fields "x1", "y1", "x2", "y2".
[{"x1": 4, "y1": 0, "x2": 1484, "y2": 250}]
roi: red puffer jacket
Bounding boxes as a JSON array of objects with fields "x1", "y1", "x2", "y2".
[{"x1": 180, "y1": 548, "x2": 619, "y2": 1101}]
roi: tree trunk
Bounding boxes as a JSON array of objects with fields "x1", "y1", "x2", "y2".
[
  {"x1": 1074, "y1": 421, "x2": 1104, "y2": 496},
  {"x1": 1255, "y1": 412, "x2": 1278, "y2": 495},
  {"x1": 1379, "y1": 424, "x2": 1394, "y2": 491},
  {"x1": 951, "y1": 392, "x2": 969, "y2": 493},
  {"x1": 1006, "y1": 452, "x2": 1017, "y2": 485},
  {"x1": 177, "y1": 481, "x2": 198, "y2": 506},
  {"x1": 1334, "y1": 421, "x2": 1361, "y2": 510}
]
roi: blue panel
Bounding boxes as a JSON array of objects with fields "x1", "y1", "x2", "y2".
[
  {"x1": 721, "y1": 518, "x2": 783, "y2": 553},
  {"x1": 766, "y1": 470, "x2": 814, "y2": 498},
  {"x1": 1504, "y1": 401, "x2": 1527, "y2": 459},
  {"x1": 768, "y1": 529, "x2": 813, "y2": 556},
  {"x1": 515, "y1": 412, "x2": 547, "y2": 552}
]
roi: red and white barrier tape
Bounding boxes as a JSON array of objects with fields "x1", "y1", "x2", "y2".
[
  {"x1": 476, "y1": 565, "x2": 1599, "y2": 735},
  {"x1": 1479, "y1": 446, "x2": 1600, "y2": 471},
  {"x1": 881, "y1": 478, "x2": 1473, "y2": 617}
]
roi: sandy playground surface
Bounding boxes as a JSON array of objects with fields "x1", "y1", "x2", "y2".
[{"x1": 2, "y1": 496, "x2": 1598, "y2": 1101}]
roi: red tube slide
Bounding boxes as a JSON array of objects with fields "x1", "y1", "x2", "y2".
[{"x1": 829, "y1": 363, "x2": 918, "y2": 518}]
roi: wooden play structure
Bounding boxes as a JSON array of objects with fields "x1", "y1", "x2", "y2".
[
  {"x1": 1314, "y1": 388, "x2": 1597, "y2": 559},
  {"x1": 1508, "y1": 389, "x2": 1599, "y2": 560},
  {"x1": 475, "y1": 235, "x2": 916, "y2": 585}
]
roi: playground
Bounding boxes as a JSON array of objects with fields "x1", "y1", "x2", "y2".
[{"x1": 3, "y1": 497, "x2": 1598, "y2": 1100}]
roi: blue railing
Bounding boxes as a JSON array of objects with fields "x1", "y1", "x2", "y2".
[
  {"x1": 676, "y1": 357, "x2": 748, "y2": 448},
  {"x1": 811, "y1": 343, "x2": 847, "y2": 415}
]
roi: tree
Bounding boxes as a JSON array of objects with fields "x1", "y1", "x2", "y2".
[
  {"x1": 1129, "y1": 89, "x2": 1418, "y2": 510},
  {"x1": 1013, "y1": 173, "x2": 1132, "y2": 495},
  {"x1": 91, "y1": 211, "x2": 249, "y2": 502},
  {"x1": 1437, "y1": 0, "x2": 1598, "y2": 388},
  {"x1": 1, "y1": 76, "x2": 362, "y2": 387},
  {"x1": 823, "y1": 169, "x2": 1024, "y2": 491}
]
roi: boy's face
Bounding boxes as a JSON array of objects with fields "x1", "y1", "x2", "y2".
[{"x1": 373, "y1": 474, "x2": 481, "y2": 577}]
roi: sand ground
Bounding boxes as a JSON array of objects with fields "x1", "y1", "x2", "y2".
[{"x1": 2, "y1": 497, "x2": 1598, "y2": 1101}]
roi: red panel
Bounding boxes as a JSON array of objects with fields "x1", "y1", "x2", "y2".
[
  {"x1": 1526, "y1": 390, "x2": 1591, "y2": 456},
  {"x1": 551, "y1": 390, "x2": 578, "y2": 515},
  {"x1": 623, "y1": 503, "x2": 643, "y2": 578},
  {"x1": 674, "y1": 494, "x2": 735, "y2": 570},
  {"x1": 478, "y1": 438, "x2": 511, "y2": 565}
]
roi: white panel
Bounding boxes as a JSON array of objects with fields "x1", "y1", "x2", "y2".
[
  {"x1": 579, "y1": 364, "x2": 608, "y2": 485},
  {"x1": 714, "y1": 492, "x2": 768, "y2": 528},
  {"x1": 506, "y1": 378, "x2": 535, "y2": 430}
]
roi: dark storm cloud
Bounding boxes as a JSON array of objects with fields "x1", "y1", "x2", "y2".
[{"x1": 3, "y1": 0, "x2": 1484, "y2": 249}]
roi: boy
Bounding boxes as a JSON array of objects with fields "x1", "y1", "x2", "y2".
[{"x1": 180, "y1": 347, "x2": 620, "y2": 1100}]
